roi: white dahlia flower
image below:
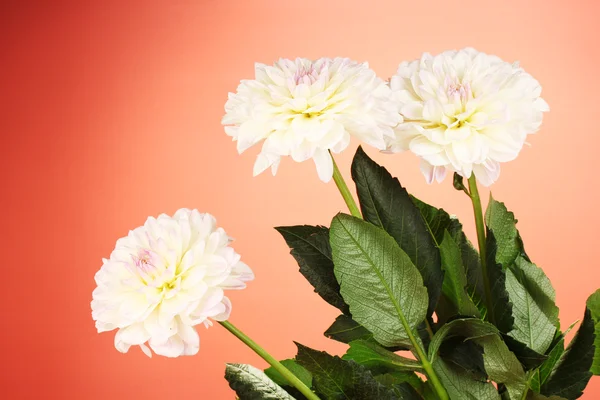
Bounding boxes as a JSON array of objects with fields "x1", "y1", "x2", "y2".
[
  {"x1": 222, "y1": 57, "x2": 401, "y2": 182},
  {"x1": 387, "y1": 48, "x2": 549, "y2": 186},
  {"x1": 91, "y1": 209, "x2": 254, "y2": 358}
]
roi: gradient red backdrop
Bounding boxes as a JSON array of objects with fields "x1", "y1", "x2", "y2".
[{"x1": 2, "y1": 1, "x2": 599, "y2": 398}]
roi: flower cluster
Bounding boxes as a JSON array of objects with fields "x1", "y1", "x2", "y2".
[
  {"x1": 91, "y1": 209, "x2": 253, "y2": 357},
  {"x1": 223, "y1": 49, "x2": 548, "y2": 186}
]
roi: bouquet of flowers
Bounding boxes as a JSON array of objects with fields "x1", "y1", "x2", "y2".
[{"x1": 91, "y1": 48, "x2": 600, "y2": 400}]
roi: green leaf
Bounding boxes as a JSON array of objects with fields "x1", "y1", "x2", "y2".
[
  {"x1": 505, "y1": 266, "x2": 556, "y2": 355},
  {"x1": 276, "y1": 225, "x2": 349, "y2": 314},
  {"x1": 295, "y1": 343, "x2": 398, "y2": 400},
  {"x1": 428, "y1": 318, "x2": 527, "y2": 399},
  {"x1": 439, "y1": 230, "x2": 480, "y2": 318},
  {"x1": 485, "y1": 197, "x2": 560, "y2": 366},
  {"x1": 411, "y1": 197, "x2": 485, "y2": 315},
  {"x1": 351, "y1": 146, "x2": 443, "y2": 316},
  {"x1": 502, "y1": 335, "x2": 548, "y2": 371},
  {"x1": 375, "y1": 372, "x2": 424, "y2": 399},
  {"x1": 329, "y1": 213, "x2": 428, "y2": 348},
  {"x1": 428, "y1": 318, "x2": 499, "y2": 363},
  {"x1": 530, "y1": 321, "x2": 578, "y2": 392},
  {"x1": 343, "y1": 340, "x2": 422, "y2": 374},
  {"x1": 588, "y1": 289, "x2": 600, "y2": 375},
  {"x1": 485, "y1": 196, "x2": 521, "y2": 267},
  {"x1": 264, "y1": 359, "x2": 313, "y2": 390},
  {"x1": 438, "y1": 337, "x2": 487, "y2": 381},
  {"x1": 541, "y1": 294, "x2": 597, "y2": 399},
  {"x1": 433, "y1": 357, "x2": 500, "y2": 400},
  {"x1": 485, "y1": 231, "x2": 514, "y2": 333},
  {"x1": 225, "y1": 363, "x2": 294, "y2": 400},
  {"x1": 527, "y1": 393, "x2": 568, "y2": 400},
  {"x1": 324, "y1": 314, "x2": 373, "y2": 344}
]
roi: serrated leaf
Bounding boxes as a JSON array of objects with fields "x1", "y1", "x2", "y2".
[
  {"x1": 429, "y1": 318, "x2": 527, "y2": 399},
  {"x1": 439, "y1": 230, "x2": 480, "y2": 318},
  {"x1": 324, "y1": 314, "x2": 373, "y2": 344},
  {"x1": 505, "y1": 265, "x2": 556, "y2": 355},
  {"x1": 485, "y1": 196, "x2": 521, "y2": 267},
  {"x1": 276, "y1": 225, "x2": 349, "y2": 314},
  {"x1": 434, "y1": 357, "x2": 501, "y2": 400},
  {"x1": 486, "y1": 230, "x2": 514, "y2": 333},
  {"x1": 541, "y1": 296, "x2": 596, "y2": 399},
  {"x1": 351, "y1": 146, "x2": 443, "y2": 316},
  {"x1": 295, "y1": 343, "x2": 398, "y2": 400},
  {"x1": 330, "y1": 213, "x2": 428, "y2": 348},
  {"x1": 588, "y1": 289, "x2": 600, "y2": 375},
  {"x1": 225, "y1": 363, "x2": 295, "y2": 400},
  {"x1": 411, "y1": 197, "x2": 485, "y2": 315},
  {"x1": 485, "y1": 197, "x2": 560, "y2": 367},
  {"x1": 343, "y1": 340, "x2": 422, "y2": 374},
  {"x1": 502, "y1": 335, "x2": 548, "y2": 371},
  {"x1": 264, "y1": 359, "x2": 313, "y2": 390}
]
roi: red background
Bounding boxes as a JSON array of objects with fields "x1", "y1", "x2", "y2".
[{"x1": 2, "y1": 1, "x2": 599, "y2": 398}]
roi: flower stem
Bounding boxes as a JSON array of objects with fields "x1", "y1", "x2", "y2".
[
  {"x1": 330, "y1": 152, "x2": 362, "y2": 218},
  {"x1": 219, "y1": 321, "x2": 320, "y2": 400},
  {"x1": 409, "y1": 331, "x2": 450, "y2": 400},
  {"x1": 467, "y1": 175, "x2": 495, "y2": 324}
]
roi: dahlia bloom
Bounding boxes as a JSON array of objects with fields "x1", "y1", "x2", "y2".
[
  {"x1": 91, "y1": 209, "x2": 254, "y2": 358},
  {"x1": 222, "y1": 57, "x2": 400, "y2": 182},
  {"x1": 387, "y1": 48, "x2": 549, "y2": 186}
]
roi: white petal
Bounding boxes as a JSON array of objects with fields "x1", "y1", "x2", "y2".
[
  {"x1": 473, "y1": 160, "x2": 501, "y2": 186},
  {"x1": 312, "y1": 148, "x2": 334, "y2": 182}
]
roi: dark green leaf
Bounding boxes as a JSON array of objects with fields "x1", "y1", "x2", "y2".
[
  {"x1": 588, "y1": 289, "x2": 600, "y2": 375},
  {"x1": 411, "y1": 197, "x2": 485, "y2": 315},
  {"x1": 295, "y1": 343, "x2": 398, "y2": 400},
  {"x1": 343, "y1": 340, "x2": 422, "y2": 374},
  {"x1": 375, "y1": 372, "x2": 424, "y2": 399},
  {"x1": 541, "y1": 295, "x2": 596, "y2": 399},
  {"x1": 351, "y1": 146, "x2": 443, "y2": 316},
  {"x1": 225, "y1": 363, "x2": 294, "y2": 400},
  {"x1": 324, "y1": 314, "x2": 373, "y2": 344},
  {"x1": 264, "y1": 359, "x2": 312, "y2": 389},
  {"x1": 428, "y1": 318, "x2": 527, "y2": 399},
  {"x1": 330, "y1": 214, "x2": 428, "y2": 348},
  {"x1": 428, "y1": 318, "x2": 499, "y2": 363},
  {"x1": 486, "y1": 230, "x2": 514, "y2": 333},
  {"x1": 276, "y1": 225, "x2": 349, "y2": 314},
  {"x1": 439, "y1": 338, "x2": 487, "y2": 381},
  {"x1": 439, "y1": 230, "x2": 480, "y2": 318},
  {"x1": 502, "y1": 335, "x2": 548, "y2": 371}
]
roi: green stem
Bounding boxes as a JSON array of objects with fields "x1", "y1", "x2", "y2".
[
  {"x1": 408, "y1": 329, "x2": 449, "y2": 400},
  {"x1": 330, "y1": 152, "x2": 362, "y2": 218},
  {"x1": 219, "y1": 321, "x2": 320, "y2": 400},
  {"x1": 467, "y1": 175, "x2": 495, "y2": 324}
]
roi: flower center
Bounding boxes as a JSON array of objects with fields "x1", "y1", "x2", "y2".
[
  {"x1": 446, "y1": 81, "x2": 472, "y2": 105},
  {"x1": 293, "y1": 64, "x2": 319, "y2": 85},
  {"x1": 131, "y1": 249, "x2": 178, "y2": 292}
]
